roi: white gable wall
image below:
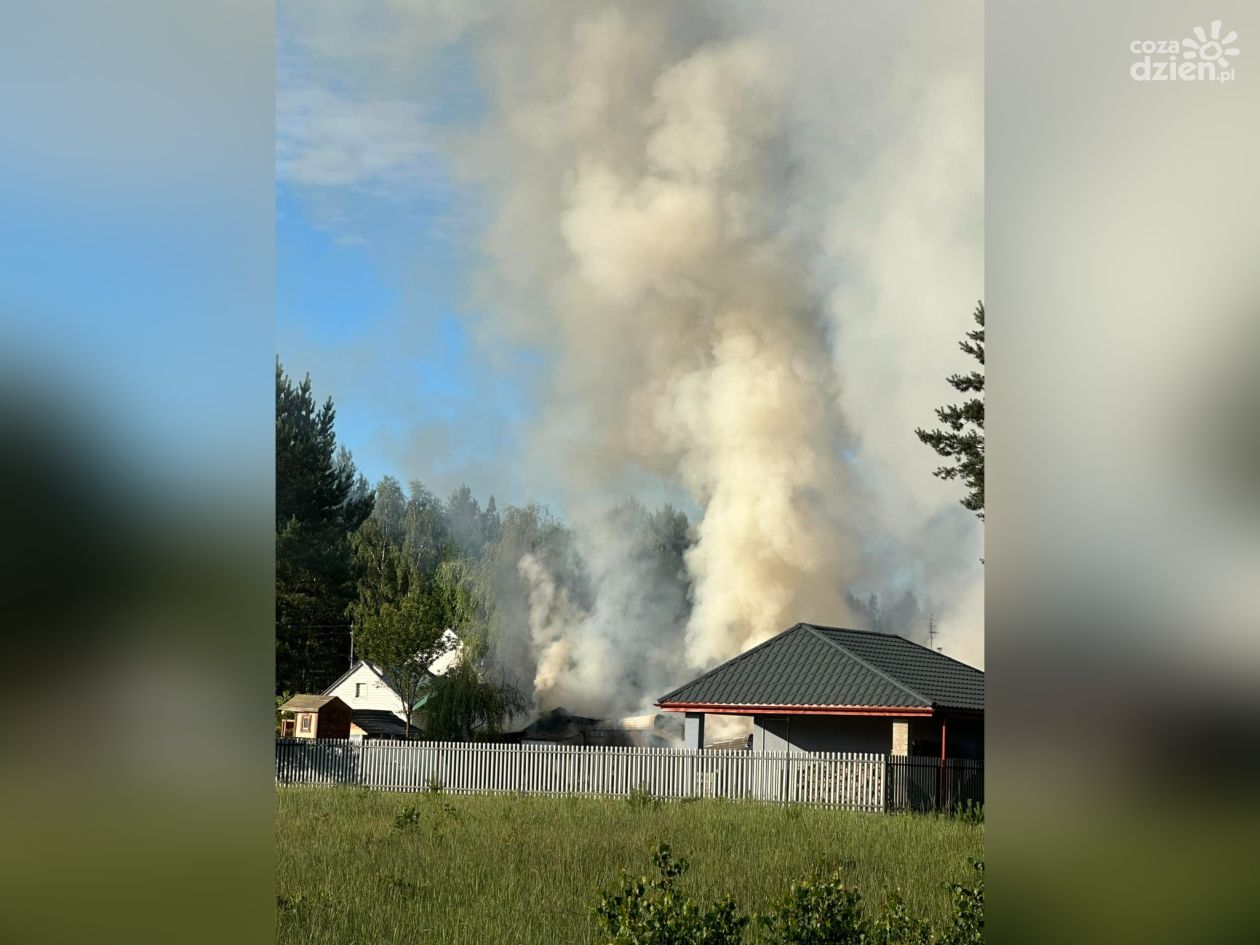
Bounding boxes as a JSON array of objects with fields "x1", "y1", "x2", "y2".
[{"x1": 324, "y1": 663, "x2": 406, "y2": 720}]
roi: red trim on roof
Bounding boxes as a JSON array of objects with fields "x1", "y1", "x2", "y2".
[{"x1": 655, "y1": 702, "x2": 935, "y2": 718}]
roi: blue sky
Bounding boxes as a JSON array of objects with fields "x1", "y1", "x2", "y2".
[{"x1": 275, "y1": 40, "x2": 540, "y2": 506}]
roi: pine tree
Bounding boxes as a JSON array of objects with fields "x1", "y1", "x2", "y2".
[
  {"x1": 917, "y1": 302, "x2": 985, "y2": 519},
  {"x1": 275, "y1": 360, "x2": 373, "y2": 693}
]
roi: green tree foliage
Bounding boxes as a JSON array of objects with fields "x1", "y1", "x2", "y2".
[
  {"x1": 371, "y1": 475, "x2": 408, "y2": 546},
  {"x1": 421, "y1": 634, "x2": 528, "y2": 741},
  {"x1": 468, "y1": 501, "x2": 581, "y2": 646},
  {"x1": 916, "y1": 302, "x2": 985, "y2": 519},
  {"x1": 402, "y1": 480, "x2": 450, "y2": 577},
  {"x1": 349, "y1": 517, "x2": 452, "y2": 737},
  {"x1": 418, "y1": 554, "x2": 529, "y2": 740},
  {"x1": 276, "y1": 361, "x2": 373, "y2": 694},
  {"x1": 445, "y1": 484, "x2": 502, "y2": 558}
]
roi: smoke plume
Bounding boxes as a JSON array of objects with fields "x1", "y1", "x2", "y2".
[{"x1": 287, "y1": 1, "x2": 985, "y2": 715}]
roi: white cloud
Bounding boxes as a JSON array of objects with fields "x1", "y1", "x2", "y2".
[{"x1": 276, "y1": 86, "x2": 437, "y2": 189}]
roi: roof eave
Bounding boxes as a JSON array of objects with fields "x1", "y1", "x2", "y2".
[{"x1": 654, "y1": 702, "x2": 936, "y2": 717}]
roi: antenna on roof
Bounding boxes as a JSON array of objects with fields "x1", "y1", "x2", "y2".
[{"x1": 927, "y1": 612, "x2": 939, "y2": 651}]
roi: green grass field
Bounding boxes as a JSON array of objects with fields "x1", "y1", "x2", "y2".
[{"x1": 276, "y1": 786, "x2": 983, "y2": 945}]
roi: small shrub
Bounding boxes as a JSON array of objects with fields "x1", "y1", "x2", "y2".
[
  {"x1": 595, "y1": 842, "x2": 748, "y2": 945},
  {"x1": 393, "y1": 805, "x2": 422, "y2": 830},
  {"x1": 426, "y1": 775, "x2": 444, "y2": 794},
  {"x1": 598, "y1": 846, "x2": 985, "y2": 945},
  {"x1": 759, "y1": 873, "x2": 869, "y2": 945},
  {"x1": 869, "y1": 893, "x2": 932, "y2": 945},
  {"x1": 950, "y1": 800, "x2": 984, "y2": 825},
  {"x1": 938, "y1": 862, "x2": 984, "y2": 945},
  {"x1": 627, "y1": 784, "x2": 662, "y2": 811}
]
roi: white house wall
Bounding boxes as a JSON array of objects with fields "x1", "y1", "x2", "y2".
[{"x1": 324, "y1": 663, "x2": 406, "y2": 719}]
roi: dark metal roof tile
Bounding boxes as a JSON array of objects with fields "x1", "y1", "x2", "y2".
[{"x1": 657, "y1": 623, "x2": 983, "y2": 712}]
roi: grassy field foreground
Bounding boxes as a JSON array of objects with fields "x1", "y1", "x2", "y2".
[{"x1": 276, "y1": 786, "x2": 983, "y2": 945}]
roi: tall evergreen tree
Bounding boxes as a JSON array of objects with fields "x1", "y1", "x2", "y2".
[
  {"x1": 275, "y1": 360, "x2": 373, "y2": 693},
  {"x1": 480, "y1": 495, "x2": 501, "y2": 546},
  {"x1": 916, "y1": 302, "x2": 985, "y2": 519},
  {"x1": 445, "y1": 484, "x2": 485, "y2": 558}
]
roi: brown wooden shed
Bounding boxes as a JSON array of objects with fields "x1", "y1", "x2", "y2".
[{"x1": 279, "y1": 694, "x2": 351, "y2": 740}]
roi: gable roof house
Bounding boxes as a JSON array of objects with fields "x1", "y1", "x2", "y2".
[
  {"x1": 321, "y1": 629, "x2": 462, "y2": 740},
  {"x1": 656, "y1": 623, "x2": 983, "y2": 760}
]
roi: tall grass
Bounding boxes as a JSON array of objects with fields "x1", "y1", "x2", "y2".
[{"x1": 276, "y1": 786, "x2": 983, "y2": 945}]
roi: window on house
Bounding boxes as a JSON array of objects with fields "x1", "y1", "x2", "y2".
[
  {"x1": 299, "y1": 714, "x2": 312, "y2": 733},
  {"x1": 355, "y1": 683, "x2": 364, "y2": 698}
]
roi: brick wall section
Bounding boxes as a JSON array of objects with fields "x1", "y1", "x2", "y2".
[{"x1": 891, "y1": 720, "x2": 909, "y2": 756}]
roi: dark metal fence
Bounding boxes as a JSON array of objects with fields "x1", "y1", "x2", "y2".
[{"x1": 884, "y1": 755, "x2": 984, "y2": 813}]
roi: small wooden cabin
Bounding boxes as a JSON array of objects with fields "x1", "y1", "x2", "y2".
[{"x1": 278, "y1": 694, "x2": 352, "y2": 740}]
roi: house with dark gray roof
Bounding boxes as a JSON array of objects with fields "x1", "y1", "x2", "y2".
[{"x1": 656, "y1": 623, "x2": 983, "y2": 759}]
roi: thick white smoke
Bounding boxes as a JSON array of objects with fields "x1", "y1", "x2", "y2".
[
  {"x1": 286, "y1": 1, "x2": 985, "y2": 713},
  {"x1": 467, "y1": 7, "x2": 870, "y2": 709}
]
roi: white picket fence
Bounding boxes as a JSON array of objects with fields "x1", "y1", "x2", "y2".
[{"x1": 275, "y1": 739, "x2": 888, "y2": 811}]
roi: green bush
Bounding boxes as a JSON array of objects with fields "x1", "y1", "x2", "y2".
[
  {"x1": 595, "y1": 842, "x2": 748, "y2": 945},
  {"x1": 626, "y1": 785, "x2": 662, "y2": 811},
  {"x1": 937, "y1": 863, "x2": 984, "y2": 945},
  {"x1": 868, "y1": 894, "x2": 933, "y2": 945},
  {"x1": 393, "y1": 804, "x2": 422, "y2": 830},
  {"x1": 758, "y1": 874, "x2": 869, "y2": 945},
  {"x1": 598, "y1": 847, "x2": 984, "y2": 945},
  {"x1": 951, "y1": 801, "x2": 984, "y2": 825}
]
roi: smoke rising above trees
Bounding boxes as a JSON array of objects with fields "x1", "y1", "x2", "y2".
[
  {"x1": 351, "y1": 477, "x2": 698, "y2": 720},
  {"x1": 279, "y1": 0, "x2": 986, "y2": 702}
]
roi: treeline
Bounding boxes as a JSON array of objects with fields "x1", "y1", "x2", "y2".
[{"x1": 276, "y1": 362, "x2": 694, "y2": 732}]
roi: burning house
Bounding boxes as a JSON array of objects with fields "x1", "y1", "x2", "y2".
[{"x1": 507, "y1": 707, "x2": 684, "y2": 749}]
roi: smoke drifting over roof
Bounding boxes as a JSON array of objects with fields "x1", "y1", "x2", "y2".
[{"x1": 285, "y1": 1, "x2": 983, "y2": 715}]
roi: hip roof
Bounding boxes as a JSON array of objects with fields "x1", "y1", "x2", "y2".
[{"x1": 656, "y1": 623, "x2": 983, "y2": 714}]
